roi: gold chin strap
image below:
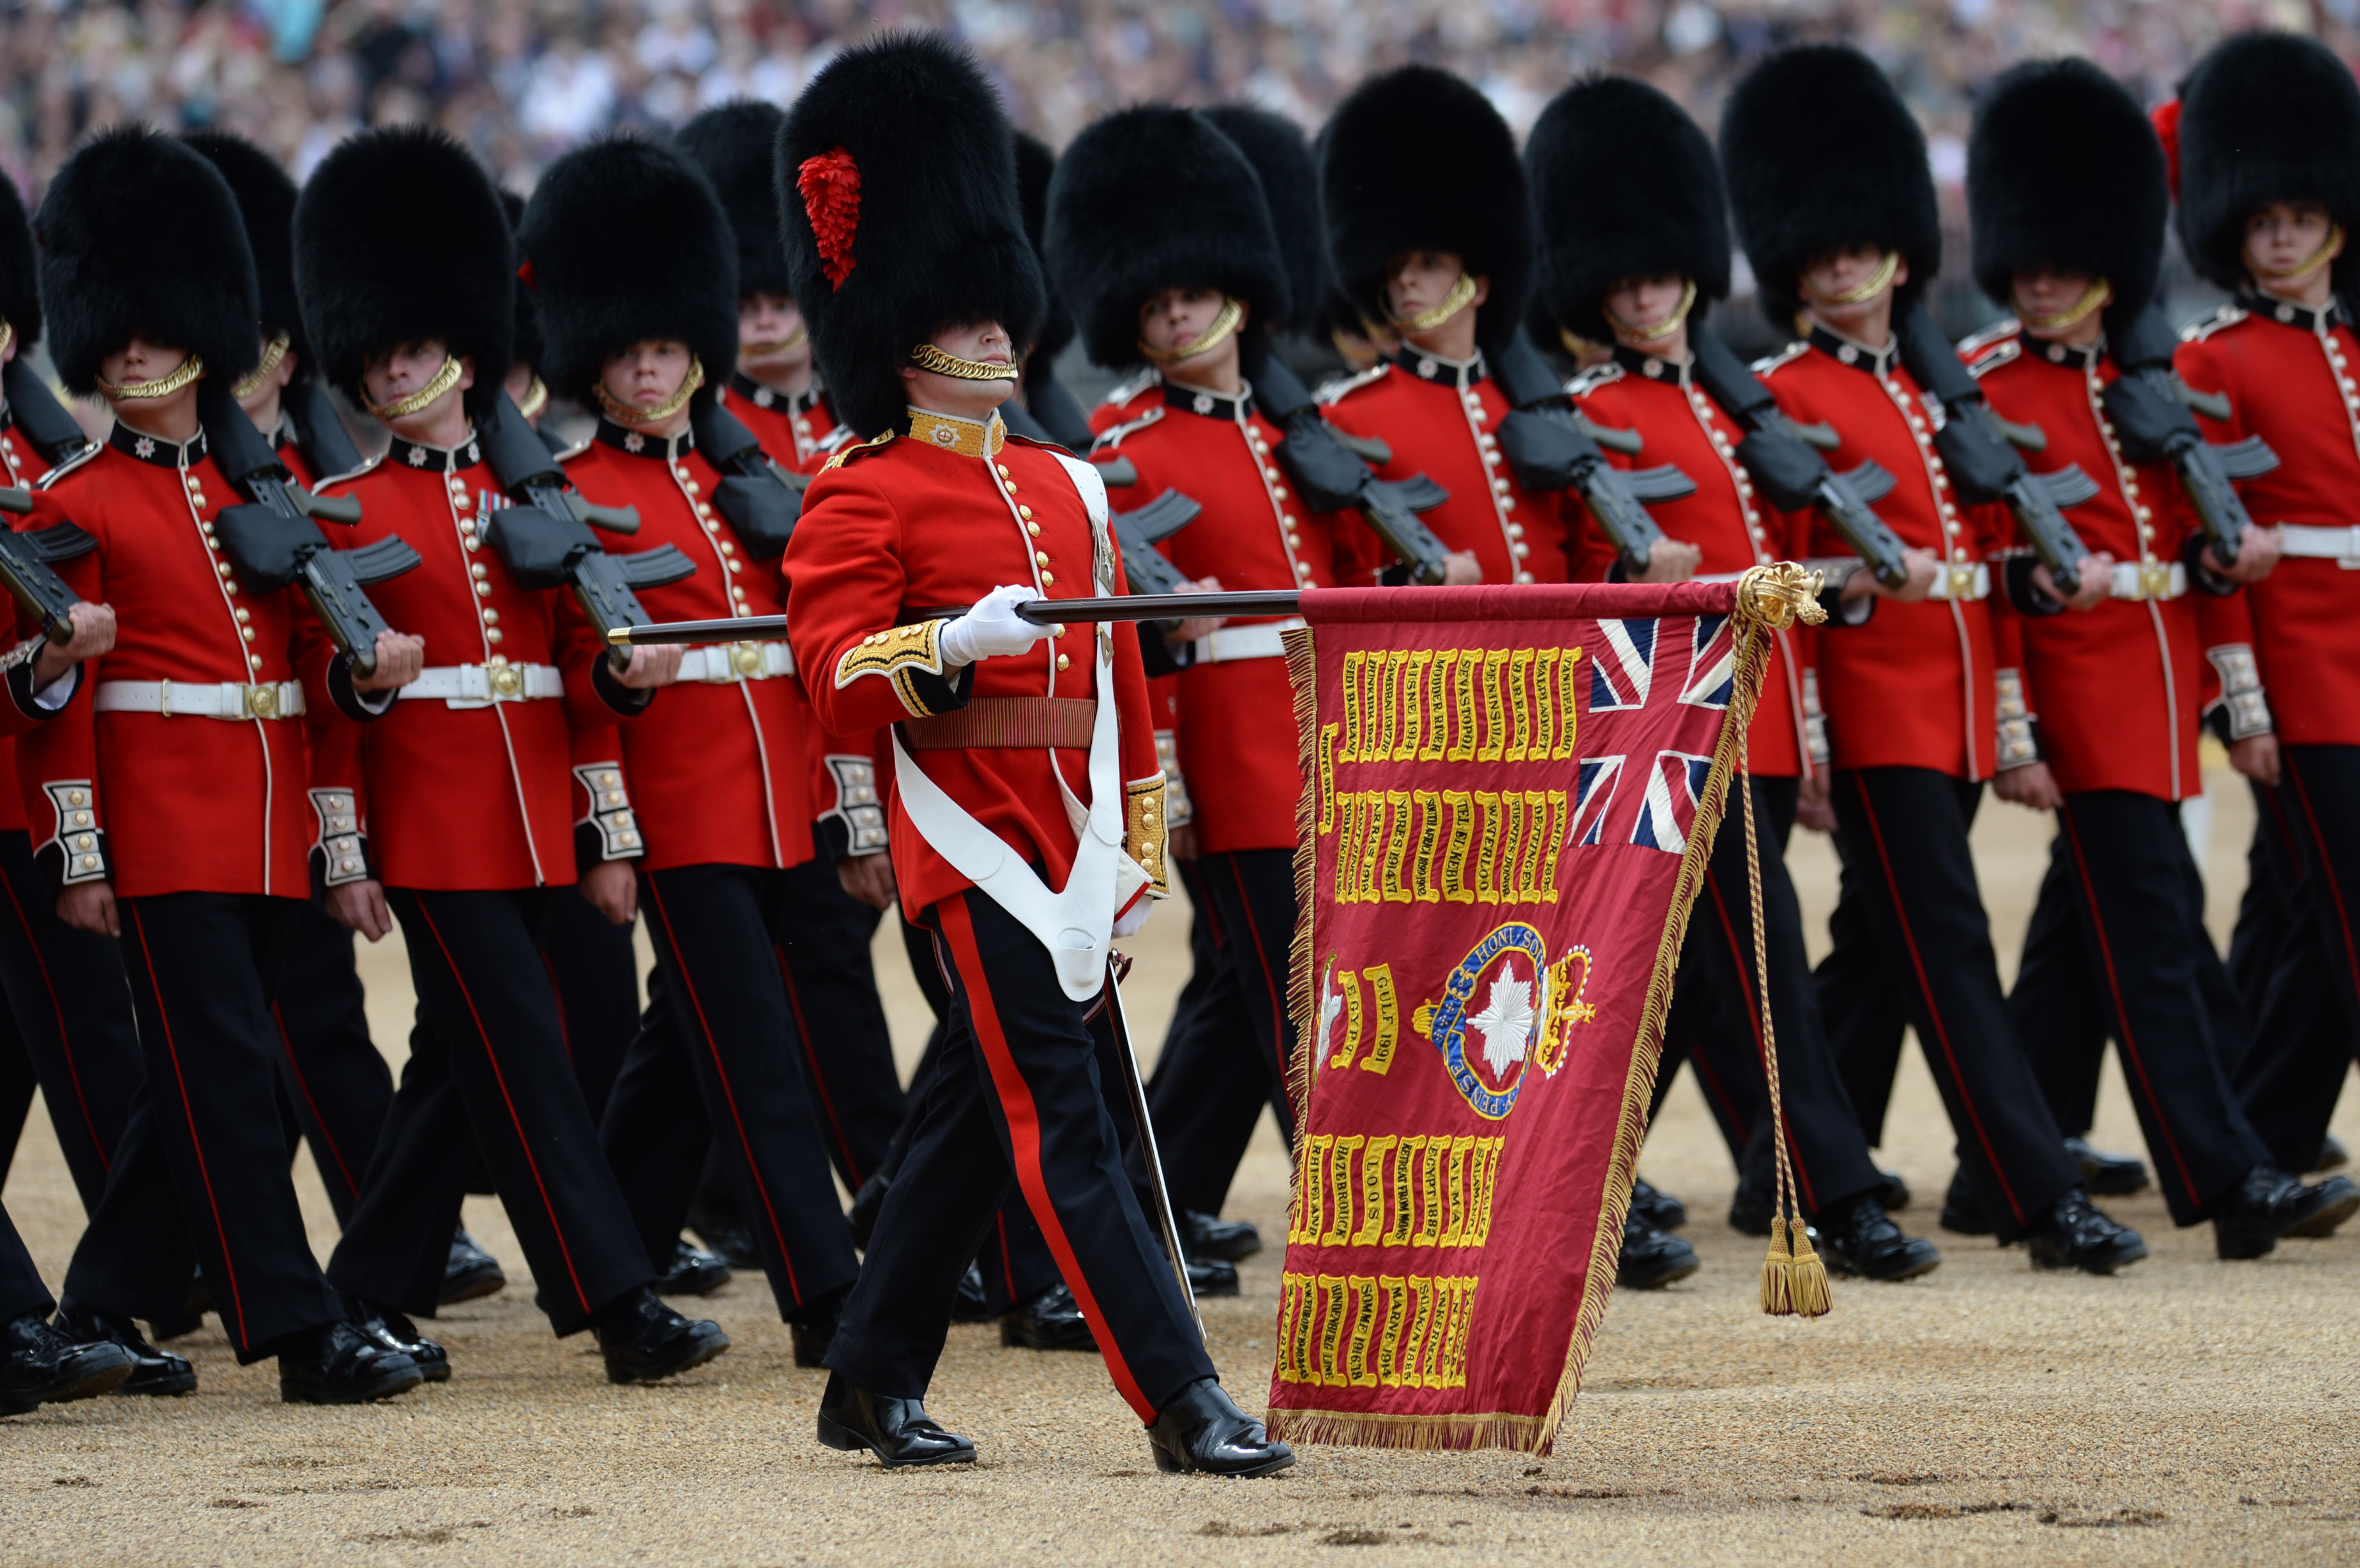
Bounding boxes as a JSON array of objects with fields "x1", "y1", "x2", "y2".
[
  {"x1": 1137, "y1": 296, "x2": 1243, "y2": 367},
  {"x1": 2020, "y1": 277, "x2": 2112, "y2": 333},
  {"x1": 0, "y1": 318, "x2": 13, "y2": 363},
  {"x1": 745, "y1": 322, "x2": 809, "y2": 356},
  {"x1": 232, "y1": 331, "x2": 291, "y2": 399},
  {"x1": 594, "y1": 356, "x2": 706, "y2": 425},
  {"x1": 2257, "y1": 223, "x2": 2347, "y2": 282},
  {"x1": 1805, "y1": 250, "x2": 1900, "y2": 308},
  {"x1": 93, "y1": 353, "x2": 205, "y2": 402},
  {"x1": 1605, "y1": 279, "x2": 1698, "y2": 343},
  {"x1": 1391, "y1": 271, "x2": 1478, "y2": 333},
  {"x1": 907, "y1": 343, "x2": 1019, "y2": 382},
  {"x1": 515, "y1": 373, "x2": 549, "y2": 422},
  {"x1": 368, "y1": 354, "x2": 466, "y2": 420}
]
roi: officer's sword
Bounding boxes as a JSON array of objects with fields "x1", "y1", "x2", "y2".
[
  {"x1": 610, "y1": 589, "x2": 1307, "y2": 646},
  {"x1": 1105, "y1": 949, "x2": 1202, "y2": 1334}
]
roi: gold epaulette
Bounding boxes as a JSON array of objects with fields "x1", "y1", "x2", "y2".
[
  {"x1": 1315, "y1": 363, "x2": 1389, "y2": 405},
  {"x1": 2181, "y1": 303, "x2": 2249, "y2": 343},
  {"x1": 1091, "y1": 405, "x2": 1165, "y2": 452},
  {"x1": 1750, "y1": 341, "x2": 1810, "y2": 378},
  {"x1": 1564, "y1": 361, "x2": 1624, "y2": 398},
  {"x1": 822, "y1": 429, "x2": 896, "y2": 471}
]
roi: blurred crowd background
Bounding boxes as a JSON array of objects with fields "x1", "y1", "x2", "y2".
[{"x1": 1, "y1": 0, "x2": 2349, "y2": 342}]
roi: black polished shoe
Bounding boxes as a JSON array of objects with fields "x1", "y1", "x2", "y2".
[
  {"x1": 1630, "y1": 1177, "x2": 1687, "y2": 1232},
  {"x1": 817, "y1": 1371, "x2": 976, "y2": 1467},
  {"x1": 2026, "y1": 1189, "x2": 2147, "y2": 1274},
  {"x1": 1187, "y1": 1256, "x2": 1240, "y2": 1298},
  {"x1": 1148, "y1": 1377, "x2": 1294, "y2": 1477},
  {"x1": 440, "y1": 1230, "x2": 506, "y2": 1306},
  {"x1": 1877, "y1": 1169, "x2": 1912, "y2": 1211},
  {"x1": 1183, "y1": 1210, "x2": 1263, "y2": 1263},
  {"x1": 1615, "y1": 1214, "x2": 1700, "y2": 1290},
  {"x1": 280, "y1": 1321, "x2": 424, "y2": 1405},
  {"x1": 1814, "y1": 1193, "x2": 1942, "y2": 1281},
  {"x1": 686, "y1": 1199, "x2": 764, "y2": 1272},
  {"x1": 2317, "y1": 1133, "x2": 2350, "y2": 1172},
  {"x1": 1, "y1": 1313, "x2": 133, "y2": 1412},
  {"x1": 656, "y1": 1239, "x2": 732, "y2": 1297},
  {"x1": 593, "y1": 1287, "x2": 729, "y2": 1384},
  {"x1": 2215, "y1": 1168, "x2": 2360, "y2": 1259},
  {"x1": 1939, "y1": 1168, "x2": 1993, "y2": 1235},
  {"x1": 344, "y1": 1299, "x2": 450, "y2": 1384},
  {"x1": 999, "y1": 1283, "x2": 1096, "y2": 1351},
  {"x1": 2064, "y1": 1136, "x2": 2150, "y2": 1196},
  {"x1": 1727, "y1": 1182, "x2": 1774, "y2": 1237},
  {"x1": 54, "y1": 1300, "x2": 195, "y2": 1397}
]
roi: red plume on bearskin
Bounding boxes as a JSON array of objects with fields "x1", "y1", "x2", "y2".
[
  {"x1": 2151, "y1": 99, "x2": 2182, "y2": 202},
  {"x1": 798, "y1": 150, "x2": 861, "y2": 289}
]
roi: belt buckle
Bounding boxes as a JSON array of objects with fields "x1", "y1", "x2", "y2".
[
  {"x1": 730, "y1": 642, "x2": 764, "y2": 679},
  {"x1": 1948, "y1": 564, "x2": 1978, "y2": 599},
  {"x1": 488, "y1": 661, "x2": 526, "y2": 700},
  {"x1": 2138, "y1": 562, "x2": 2171, "y2": 600},
  {"x1": 245, "y1": 682, "x2": 280, "y2": 720}
]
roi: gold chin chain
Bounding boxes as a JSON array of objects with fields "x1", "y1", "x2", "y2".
[
  {"x1": 907, "y1": 343, "x2": 1019, "y2": 382},
  {"x1": 2020, "y1": 277, "x2": 2113, "y2": 333},
  {"x1": 2257, "y1": 223, "x2": 2347, "y2": 282},
  {"x1": 594, "y1": 356, "x2": 706, "y2": 425},
  {"x1": 1806, "y1": 250, "x2": 1900, "y2": 307},
  {"x1": 1391, "y1": 271, "x2": 1478, "y2": 333},
  {"x1": 0, "y1": 318, "x2": 13, "y2": 363},
  {"x1": 745, "y1": 323, "x2": 809, "y2": 356},
  {"x1": 1138, "y1": 296, "x2": 1243, "y2": 367},
  {"x1": 1605, "y1": 279, "x2": 1698, "y2": 343},
  {"x1": 232, "y1": 331, "x2": 291, "y2": 399},
  {"x1": 515, "y1": 373, "x2": 549, "y2": 422},
  {"x1": 368, "y1": 354, "x2": 466, "y2": 419},
  {"x1": 93, "y1": 353, "x2": 205, "y2": 402}
]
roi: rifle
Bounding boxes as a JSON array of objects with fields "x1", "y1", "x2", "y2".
[
  {"x1": 0, "y1": 486, "x2": 97, "y2": 642},
  {"x1": 282, "y1": 379, "x2": 364, "y2": 481},
  {"x1": 1252, "y1": 354, "x2": 1455, "y2": 584},
  {"x1": 1893, "y1": 303, "x2": 2096, "y2": 597},
  {"x1": 2, "y1": 361, "x2": 99, "y2": 469},
  {"x1": 1688, "y1": 329, "x2": 1915, "y2": 591},
  {"x1": 1489, "y1": 332, "x2": 1695, "y2": 577},
  {"x1": 2101, "y1": 302, "x2": 2278, "y2": 563},
  {"x1": 1092, "y1": 459, "x2": 1204, "y2": 599},
  {"x1": 199, "y1": 380, "x2": 419, "y2": 677},
  {"x1": 692, "y1": 398, "x2": 803, "y2": 559},
  {"x1": 474, "y1": 392, "x2": 695, "y2": 640}
]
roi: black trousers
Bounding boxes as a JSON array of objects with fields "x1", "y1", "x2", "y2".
[
  {"x1": 2230, "y1": 776, "x2": 2304, "y2": 1016},
  {"x1": 541, "y1": 891, "x2": 640, "y2": 1122},
  {"x1": 830, "y1": 889, "x2": 1214, "y2": 1419},
  {"x1": 0, "y1": 1202, "x2": 49, "y2": 1323},
  {"x1": 600, "y1": 863, "x2": 858, "y2": 1322},
  {"x1": 773, "y1": 857, "x2": 905, "y2": 1192},
  {"x1": 1820, "y1": 769, "x2": 2079, "y2": 1240},
  {"x1": 2235, "y1": 745, "x2": 2360, "y2": 1170},
  {"x1": 266, "y1": 906, "x2": 391, "y2": 1225},
  {"x1": 329, "y1": 887, "x2": 653, "y2": 1336},
  {"x1": 1820, "y1": 852, "x2": 1916, "y2": 1150},
  {"x1": 1146, "y1": 851, "x2": 1295, "y2": 1218},
  {"x1": 63, "y1": 894, "x2": 342, "y2": 1361}
]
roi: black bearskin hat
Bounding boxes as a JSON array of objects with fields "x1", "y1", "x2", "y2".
[
  {"x1": 777, "y1": 32, "x2": 1045, "y2": 438},
  {"x1": 0, "y1": 172, "x2": 36, "y2": 352},
  {"x1": 36, "y1": 125, "x2": 260, "y2": 397},
  {"x1": 1320, "y1": 66, "x2": 1532, "y2": 349},
  {"x1": 518, "y1": 135, "x2": 739, "y2": 411},
  {"x1": 1720, "y1": 45, "x2": 1941, "y2": 328},
  {"x1": 294, "y1": 126, "x2": 515, "y2": 417},
  {"x1": 1527, "y1": 75, "x2": 1730, "y2": 347},
  {"x1": 2176, "y1": 31, "x2": 2360, "y2": 296},
  {"x1": 676, "y1": 100, "x2": 792, "y2": 302},
  {"x1": 1200, "y1": 103, "x2": 1327, "y2": 339},
  {"x1": 501, "y1": 190, "x2": 541, "y2": 375},
  {"x1": 1047, "y1": 106, "x2": 1289, "y2": 372},
  {"x1": 1013, "y1": 131, "x2": 1074, "y2": 363},
  {"x1": 184, "y1": 131, "x2": 308, "y2": 376},
  {"x1": 1967, "y1": 59, "x2": 2168, "y2": 317}
]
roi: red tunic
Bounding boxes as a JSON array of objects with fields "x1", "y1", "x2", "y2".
[
  {"x1": 1565, "y1": 349, "x2": 1816, "y2": 780},
  {"x1": 565, "y1": 419, "x2": 813, "y2": 873},
  {"x1": 723, "y1": 373, "x2": 837, "y2": 476},
  {"x1": 1317, "y1": 351, "x2": 1571, "y2": 586},
  {"x1": 1757, "y1": 330, "x2": 2004, "y2": 779},
  {"x1": 785, "y1": 410, "x2": 1163, "y2": 921},
  {"x1": 1089, "y1": 370, "x2": 1163, "y2": 437},
  {"x1": 2174, "y1": 296, "x2": 2360, "y2": 747},
  {"x1": 0, "y1": 406, "x2": 42, "y2": 833}
]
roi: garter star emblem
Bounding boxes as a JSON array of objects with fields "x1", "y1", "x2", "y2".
[
  {"x1": 624, "y1": 432, "x2": 646, "y2": 453},
  {"x1": 1414, "y1": 925, "x2": 1597, "y2": 1119},
  {"x1": 134, "y1": 437, "x2": 156, "y2": 459}
]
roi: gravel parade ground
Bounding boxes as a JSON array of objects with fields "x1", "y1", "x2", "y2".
[{"x1": 4, "y1": 757, "x2": 2356, "y2": 1567}]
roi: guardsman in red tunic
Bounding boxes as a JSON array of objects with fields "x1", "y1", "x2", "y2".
[
  {"x1": 518, "y1": 133, "x2": 863, "y2": 1364},
  {"x1": 1961, "y1": 59, "x2": 2354, "y2": 1254},
  {"x1": 1315, "y1": 66, "x2": 1562, "y2": 587},
  {"x1": 1722, "y1": 45, "x2": 2148, "y2": 1272},
  {"x1": 780, "y1": 34, "x2": 1287, "y2": 1475},
  {"x1": 2170, "y1": 33, "x2": 2360, "y2": 1180},
  {"x1": 1534, "y1": 75, "x2": 1943, "y2": 1284},
  {"x1": 291, "y1": 125, "x2": 736, "y2": 1382},
  {"x1": 26, "y1": 128, "x2": 431, "y2": 1402}
]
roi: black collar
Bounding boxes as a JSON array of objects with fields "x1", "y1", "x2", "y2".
[
  {"x1": 1161, "y1": 380, "x2": 1252, "y2": 421},
  {"x1": 2236, "y1": 290, "x2": 2351, "y2": 333},
  {"x1": 594, "y1": 418, "x2": 694, "y2": 460},
  {"x1": 1611, "y1": 343, "x2": 1692, "y2": 386},
  {"x1": 387, "y1": 432, "x2": 485, "y2": 472},
  {"x1": 729, "y1": 371, "x2": 827, "y2": 419},
  {"x1": 1807, "y1": 324, "x2": 1901, "y2": 377},
  {"x1": 109, "y1": 421, "x2": 208, "y2": 468},
  {"x1": 1393, "y1": 346, "x2": 1487, "y2": 387},
  {"x1": 2025, "y1": 335, "x2": 2105, "y2": 370}
]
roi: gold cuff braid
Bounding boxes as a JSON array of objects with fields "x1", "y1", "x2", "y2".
[
  {"x1": 1126, "y1": 773, "x2": 1170, "y2": 897},
  {"x1": 835, "y1": 620, "x2": 953, "y2": 717}
]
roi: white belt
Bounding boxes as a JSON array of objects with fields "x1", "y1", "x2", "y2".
[
  {"x1": 2107, "y1": 561, "x2": 2187, "y2": 601},
  {"x1": 95, "y1": 679, "x2": 305, "y2": 720},
  {"x1": 2279, "y1": 524, "x2": 2360, "y2": 564},
  {"x1": 1190, "y1": 616, "x2": 1305, "y2": 665},
  {"x1": 398, "y1": 662, "x2": 563, "y2": 706},
  {"x1": 1928, "y1": 561, "x2": 1991, "y2": 601},
  {"x1": 676, "y1": 642, "x2": 796, "y2": 682}
]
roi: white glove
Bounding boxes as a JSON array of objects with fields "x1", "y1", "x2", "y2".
[
  {"x1": 1112, "y1": 896, "x2": 1153, "y2": 938},
  {"x1": 939, "y1": 584, "x2": 1050, "y2": 667}
]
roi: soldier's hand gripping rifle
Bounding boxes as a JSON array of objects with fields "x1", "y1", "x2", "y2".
[
  {"x1": 2101, "y1": 301, "x2": 2278, "y2": 564},
  {"x1": 199, "y1": 380, "x2": 419, "y2": 677},
  {"x1": 1, "y1": 359, "x2": 99, "y2": 469},
  {"x1": 690, "y1": 399, "x2": 805, "y2": 559},
  {"x1": 473, "y1": 391, "x2": 696, "y2": 640},
  {"x1": 1894, "y1": 302, "x2": 2098, "y2": 597},
  {"x1": 1688, "y1": 328, "x2": 1916, "y2": 591},
  {"x1": 1251, "y1": 354, "x2": 1455, "y2": 584},
  {"x1": 0, "y1": 486, "x2": 98, "y2": 643}
]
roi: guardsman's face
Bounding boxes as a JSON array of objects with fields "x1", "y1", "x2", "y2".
[
  {"x1": 2244, "y1": 202, "x2": 2336, "y2": 282},
  {"x1": 1384, "y1": 251, "x2": 1483, "y2": 324},
  {"x1": 1603, "y1": 275, "x2": 1687, "y2": 338},
  {"x1": 601, "y1": 339, "x2": 695, "y2": 414},
  {"x1": 1137, "y1": 287, "x2": 1233, "y2": 357},
  {"x1": 739, "y1": 292, "x2": 810, "y2": 372},
  {"x1": 363, "y1": 339, "x2": 475, "y2": 440},
  {"x1": 899, "y1": 319, "x2": 1017, "y2": 419},
  {"x1": 1801, "y1": 245, "x2": 1909, "y2": 336},
  {"x1": 2011, "y1": 268, "x2": 2098, "y2": 339},
  {"x1": 96, "y1": 336, "x2": 200, "y2": 420}
]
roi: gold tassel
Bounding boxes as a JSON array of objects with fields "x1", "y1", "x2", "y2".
[
  {"x1": 1785, "y1": 1223, "x2": 1833, "y2": 1319},
  {"x1": 1760, "y1": 1216, "x2": 1794, "y2": 1316}
]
